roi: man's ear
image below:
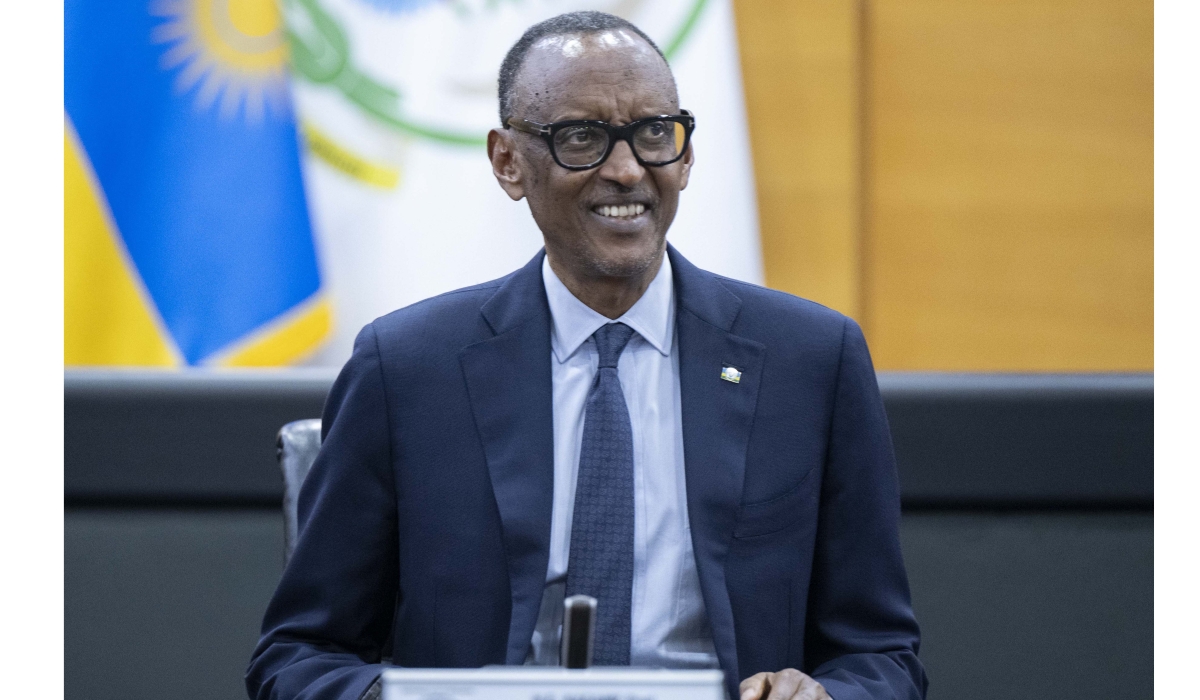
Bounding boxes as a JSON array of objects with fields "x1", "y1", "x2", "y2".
[
  {"x1": 677, "y1": 142, "x2": 694, "y2": 191},
  {"x1": 488, "y1": 129, "x2": 526, "y2": 201}
]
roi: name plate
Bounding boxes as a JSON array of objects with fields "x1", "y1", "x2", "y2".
[{"x1": 382, "y1": 667, "x2": 726, "y2": 700}]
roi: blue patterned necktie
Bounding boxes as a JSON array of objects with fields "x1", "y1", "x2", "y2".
[{"x1": 566, "y1": 322, "x2": 636, "y2": 665}]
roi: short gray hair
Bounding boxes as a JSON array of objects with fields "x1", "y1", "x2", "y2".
[{"x1": 497, "y1": 11, "x2": 668, "y2": 125}]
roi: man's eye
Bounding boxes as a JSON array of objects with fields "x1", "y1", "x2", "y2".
[
  {"x1": 645, "y1": 123, "x2": 666, "y2": 137},
  {"x1": 563, "y1": 129, "x2": 595, "y2": 144}
]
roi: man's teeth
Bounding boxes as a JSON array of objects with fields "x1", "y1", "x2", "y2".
[{"x1": 595, "y1": 204, "x2": 646, "y2": 218}]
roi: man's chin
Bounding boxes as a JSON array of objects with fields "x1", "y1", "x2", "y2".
[{"x1": 582, "y1": 243, "x2": 665, "y2": 279}]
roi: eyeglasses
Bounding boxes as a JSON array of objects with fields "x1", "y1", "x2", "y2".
[{"x1": 505, "y1": 110, "x2": 695, "y2": 171}]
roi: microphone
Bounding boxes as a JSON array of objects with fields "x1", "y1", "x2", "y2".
[{"x1": 560, "y1": 594, "x2": 597, "y2": 669}]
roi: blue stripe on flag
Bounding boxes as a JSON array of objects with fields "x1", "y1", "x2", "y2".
[{"x1": 65, "y1": 0, "x2": 322, "y2": 364}]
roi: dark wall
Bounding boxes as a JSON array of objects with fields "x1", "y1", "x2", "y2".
[
  {"x1": 64, "y1": 371, "x2": 1153, "y2": 700},
  {"x1": 65, "y1": 509, "x2": 283, "y2": 700},
  {"x1": 902, "y1": 512, "x2": 1151, "y2": 700}
]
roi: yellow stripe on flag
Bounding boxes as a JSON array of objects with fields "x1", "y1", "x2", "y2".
[
  {"x1": 211, "y1": 294, "x2": 333, "y2": 367},
  {"x1": 303, "y1": 121, "x2": 401, "y2": 189},
  {"x1": 65, "y1": 121, "x2": 180, "y2": 367}
]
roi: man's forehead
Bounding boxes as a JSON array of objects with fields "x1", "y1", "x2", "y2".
[
  {"x1": 521, "y1": 32, "x2": 669, "y2": 80},
  {"x1": 514, "y1": 30, "x2": 676, "y2": 115}
]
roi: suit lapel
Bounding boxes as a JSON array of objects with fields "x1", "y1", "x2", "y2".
[
  {"x1": 670, "y1": 246, "x2": 765, "y2": 688},
  {"x1": 459, "y1": 251, "x2": 555, "y2": 664}
]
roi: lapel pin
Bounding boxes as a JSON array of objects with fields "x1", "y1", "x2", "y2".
[{"x1": 720, "y1": 365, "x2": 742, "y2": 384}]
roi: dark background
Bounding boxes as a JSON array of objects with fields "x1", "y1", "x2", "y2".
[{"x1": 64, "y1": 371, "x2": 1152, "y2": 700}]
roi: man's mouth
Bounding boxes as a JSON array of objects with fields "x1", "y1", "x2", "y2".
[{"x1": 592, "y1": 203, "x2": 647, "y2": 219}]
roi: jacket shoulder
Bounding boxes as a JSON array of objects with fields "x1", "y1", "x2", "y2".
[
  {"x1": 716, "y1": 275, "x2": 854, "y2": 343},
  {"x1": 365, "y1": 273, "x2": 512, "y2": 352}
]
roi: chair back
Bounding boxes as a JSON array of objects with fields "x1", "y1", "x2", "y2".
[{"x1": 276, "y1": 419, "x2": 322, "y2": 563}]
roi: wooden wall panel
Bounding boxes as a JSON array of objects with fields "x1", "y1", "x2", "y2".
[
  {"x1": 733, "y1": 0, "x2": 863, "y2": 318},
  {"x1": 862, "y1": 0, "x2": 1153, "y2": 370}
]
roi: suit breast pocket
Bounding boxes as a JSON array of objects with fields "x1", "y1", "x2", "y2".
[{"x1": 733, "y1": 466, "x2": 819, "y2": 539}]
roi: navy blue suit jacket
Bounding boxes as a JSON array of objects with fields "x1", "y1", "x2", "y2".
[{"x1": 247, "y1": 246, "x2": 927, "y2": 700}]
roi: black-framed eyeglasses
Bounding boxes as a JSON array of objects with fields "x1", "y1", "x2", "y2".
[{"x1": 505, "y1": 110, "x2": 695, "y2": 171}]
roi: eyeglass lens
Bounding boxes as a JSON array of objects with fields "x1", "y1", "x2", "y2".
[{"x1": 552, "y1": 120, "x2": 687, "y2": 167}]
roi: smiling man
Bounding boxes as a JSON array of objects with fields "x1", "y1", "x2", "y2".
[{"x1": 248, "y1": 12, "x2": 926, "y2": 700}]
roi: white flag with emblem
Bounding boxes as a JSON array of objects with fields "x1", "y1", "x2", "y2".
[{"x1": 284, "y1": 0, "x2": 761, "y2": 364}]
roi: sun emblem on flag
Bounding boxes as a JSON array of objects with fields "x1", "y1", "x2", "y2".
[{"x1": 151, "y1": 0, "x2": 290, "y2": 121}]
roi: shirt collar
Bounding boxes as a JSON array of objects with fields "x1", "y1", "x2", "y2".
[{"x1": 542, "y1": 252, "x2": 675, "y2": 364}]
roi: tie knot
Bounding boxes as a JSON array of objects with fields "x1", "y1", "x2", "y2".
[{"x1": 592, "y1": 322, "x2": 635, "y2": 368}]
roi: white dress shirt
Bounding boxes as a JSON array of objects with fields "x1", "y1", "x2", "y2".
[{"x1": 525, "y1": 253, "x2": 719, "y2": 669}]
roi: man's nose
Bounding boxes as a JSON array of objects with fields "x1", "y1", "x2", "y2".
[{"x1": 597, "y1": 139, "x2": 645, "y2": 187}]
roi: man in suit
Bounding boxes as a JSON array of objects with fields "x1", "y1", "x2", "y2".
[{"x1": 248, "y1": 11, "x2": 926, "y2": 700}]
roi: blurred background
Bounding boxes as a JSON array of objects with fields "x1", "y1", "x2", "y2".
[
  {"x1": 64, "y1": 1, "x2": 1152, "y2": 699},
  {"x1": 742, "y1": 0, "x2": 1151, "y2": 372}
]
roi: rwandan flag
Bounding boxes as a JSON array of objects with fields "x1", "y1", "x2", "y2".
[{"x1": 65, "y1": 0, "x2": 328, "y2": 367}]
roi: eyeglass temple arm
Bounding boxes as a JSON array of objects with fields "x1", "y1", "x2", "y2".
[{"x1": 504, "y1": 118, "x2": 550, "y2": 136}]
